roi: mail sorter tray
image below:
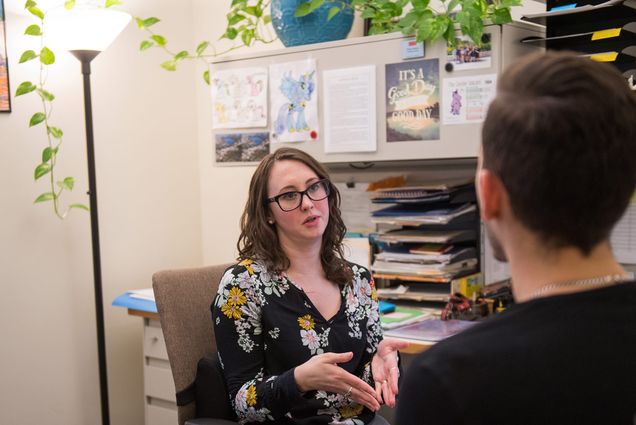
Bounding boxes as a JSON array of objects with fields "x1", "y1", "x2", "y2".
[
  {"x1": 522, "y1": 22, "x2": 636, "y2": 52},
  {"x1": 522, "y1": 0, "x2": 636, "y2": 29}
]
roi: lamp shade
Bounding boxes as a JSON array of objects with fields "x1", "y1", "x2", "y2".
[{"x1": 46, "y1": 6, "x2": 131, "y2": 52}]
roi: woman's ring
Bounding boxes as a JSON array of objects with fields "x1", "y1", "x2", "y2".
[{"x1": 345, "y1": 386, "x2": 353, "y2": 398}]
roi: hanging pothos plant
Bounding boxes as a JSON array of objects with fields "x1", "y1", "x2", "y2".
[
  {"x1": 137, "y1": 0, "x2": 521, "y2": 82},
  {"x1": 14, "y1": 0, "x2": 126, "y2": 218}
]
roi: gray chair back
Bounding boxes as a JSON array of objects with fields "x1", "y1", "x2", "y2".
[{"x1": 152, "y1": 264, "x2": 237, "y2": 425}]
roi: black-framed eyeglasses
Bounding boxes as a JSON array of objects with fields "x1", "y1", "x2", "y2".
[{"x1": 267, "y1": 179, "x2": 331, "y2": 212}]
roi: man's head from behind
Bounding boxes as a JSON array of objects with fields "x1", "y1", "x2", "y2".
[{"x1": 479, "y1": 51, "x2": 636, "y2": 259}]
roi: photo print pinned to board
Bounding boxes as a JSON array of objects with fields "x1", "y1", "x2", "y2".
[
  {"x1": 215, "y1": 131, "x2": 270, "y2": 164},
  {"x1": 269, "y1": 58, "x2": 319, "y2": 143},
  {"x1": 446, "y1": 34, "x2": 492, "y2": 71}
]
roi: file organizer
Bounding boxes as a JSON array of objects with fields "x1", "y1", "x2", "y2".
[{"x1": 522, "y1": 0, "x2": 636, "y2": 79}]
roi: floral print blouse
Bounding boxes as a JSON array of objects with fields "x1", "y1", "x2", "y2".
[{"x1": 212, "y1": 259, "x2": 383, "y2": 425}]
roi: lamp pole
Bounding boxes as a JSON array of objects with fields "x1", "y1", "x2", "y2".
[{"x1": 71, "y1": 49, "x2": 110, "y2": 425}]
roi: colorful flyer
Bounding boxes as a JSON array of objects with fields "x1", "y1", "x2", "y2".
[
  {"x1": 269, "y1": 59, "x2": 319, "y2": 143},
  {"x1": 385, "y1": 59, "x2": 440, "y2": 142},
  {"x1": 211, "y1": 67, "x2": 268, "y2": 129},
  {"x1": 442, "y1": 74, "x2": 497, "y2": 125}
]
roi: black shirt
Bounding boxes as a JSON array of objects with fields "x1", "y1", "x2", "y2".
[
  {"x1": 396, "y1": 282, "x2": 636, "y2": 425},
  {"x1": 212, "y1": 259, "x2": 384, "y2": 424}
]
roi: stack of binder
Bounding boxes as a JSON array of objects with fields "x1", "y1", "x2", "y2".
[
  {"x1": 522, "y1": 0, "x2": 636, "y2": 79},
  {"x1": 369, "y1": 179, "x2": 480, "y2": 303}
]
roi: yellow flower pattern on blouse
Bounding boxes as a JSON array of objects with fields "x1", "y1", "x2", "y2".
[
  {"x1": 297, "y1": 314, "x2": 315, "y2": 330},
  {"x1": 239, "y1": 258, "x2": 255, "y2": 275},
  {"x1": 246, "y1": 384, "x2": 257, "y2": 406},
  {"x1": 339, "y1": 402, "x2": 364, "y2": 418},
  {"x1": 221, "y1": 302, "x2": 242, "y2": 319},
  {"x1": 227, "y1": 287, "x2": 247, "y2": 306}
]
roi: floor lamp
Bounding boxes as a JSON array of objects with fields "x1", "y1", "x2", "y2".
[{"x1": 47, "y1": 8, "x2": 131, "y2": 425}]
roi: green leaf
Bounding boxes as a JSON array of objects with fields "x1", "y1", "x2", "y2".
[
  {"x1": 139, "y1": 40, "x2": 154, "y2": 51},
  {"x1": 203, "y1": 70, "x2": 210, "y2": 85},
  {"x1": 16, "y1": 81, "x2": 36, "y2": 97},
  {"x1": 175, "y1": 50, "x2": 189, "y2": 60},
  {"x1": 28, "y1": 6, "x2": 44, "y2": 19},
  {"x1": 34, "y1": 192, "x2": 56, "y2": 203},
  {"x1": 294, "y1": 2, "x2": 313, "y2": 17},
  {"x1": 196, "y1": 41, "x2": 210, "y2": 56},
  {"x1": 243, "y1": 6, "x2": 260, "y2": 17},
  {"x1": 29, "y1": 112, "x2": 46, "y2": 127},
  {"x1": 411, "y1": 0, "x2": 431, "y2": 11},
  {"x1": 412, "y1": 11, "x2": 435, "y2": 41},
  {"x1": 150, "y1": 34, "x2": 166, "y2": 46},
  {"x1": 105, "y1": 0, "x2": 123, "y2": 7},
  {"x1": 40, "y1": 47, "x2": 55, "y2": 65},
  {"x1": 42, "y1": 146, "x2": 57, "y2": 162},
  {"x1": 135, "y1": 17, "x2": 145, "y2": 28},
  {"x1": 19, "y1": 50, "x2": 37, "y2": 63},
  {"x1": 64, "y1": 0, "x2": 76, "y2": 9},
  {"x1": 228, "y1": 14, "x2": 246, "y2": 25},
  {"x1": 143, "y1": 17, "x2": 160, "y2": 27},
  {"x1": 48, "y1": 126, "x2": 63, "y2": 139},
  {"x1": 24, "y1": 0, "x2": 37, "y2": 8},
  {"x1": 224, "y1": 27, "x2": 238, "y2": 40},
  {"x1": 59, "y1": 177, "x2": 75, "y2": 190},
  {"x1": 161, "y1": 60, "x2": 177, "y2": 71},
  {"x1": 490, "y1": 7, "x2": 512, "y2": 25},
  {"x1": 34, "y1": 163, "x2": 51, "y2": 180},
  {"x1": 241, "y1": 29, "x2": 253, "y2": 46},
  {"x1": 263, "y1": 15, "x2": 271, "y2": 25},
  {"x1": 24, "y1": 24, "x2": 42, "y2": 36},
  {"x1": 69, "y1": 203, "x2": 90, "y2": 211},
  {"x1": 37, "y1": 88, "x2": 55, "y2": 102},
  {"x1": 360, "y1": 8, "x2": 376, "y2": 19},
  {"x1": 327, "y1": 6, "x2": 340, "y2": 21}
]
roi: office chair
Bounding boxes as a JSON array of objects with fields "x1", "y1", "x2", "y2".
[{"x1": 152, "y1": 264, "x2": 238, "y2": 425}]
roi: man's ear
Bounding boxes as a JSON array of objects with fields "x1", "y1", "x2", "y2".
[{"x1": 477, "y1": 169, "x2": 505, "y2": 220}]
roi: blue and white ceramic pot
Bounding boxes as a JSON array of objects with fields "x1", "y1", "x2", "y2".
[{"x1": 270, "y1": 0, "x2": 354, "y2": 47}]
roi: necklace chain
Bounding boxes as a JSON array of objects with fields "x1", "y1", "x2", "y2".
[{"x1": 530, "y1": 272, "x2": 634, "y2": 299}]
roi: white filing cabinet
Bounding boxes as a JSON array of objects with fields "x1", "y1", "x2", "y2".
[{"x1": 143, "y1": 318, "x2": 178, "y2": 425}]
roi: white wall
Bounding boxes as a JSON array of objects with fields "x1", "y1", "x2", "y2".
[{"x1": 0, "y1": 0, "x2": 201, "y2": 424}]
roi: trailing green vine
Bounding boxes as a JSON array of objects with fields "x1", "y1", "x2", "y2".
[
  {"x1": 139, "y1": 0, "x2": 520, "y2": 86},
  {"x1": 15, "y1": 0, "x2": 89, "y2": 219}
]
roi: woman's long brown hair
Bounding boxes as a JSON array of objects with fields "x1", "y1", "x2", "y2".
[{"x1": 237, "y1": 147, "x2": 352, "y2": 285}]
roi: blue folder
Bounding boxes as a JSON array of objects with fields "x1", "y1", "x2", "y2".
[{"x1": 112, "y1": 292, "x2": 157, "y2": 313}]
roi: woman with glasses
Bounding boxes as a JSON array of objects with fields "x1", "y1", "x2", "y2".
[{"x1": 213, "y1": 147, "x2": 406, "y2": 424}]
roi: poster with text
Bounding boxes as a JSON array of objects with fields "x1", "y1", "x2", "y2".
[
  {"x1": 385, "y1": 59, "x2": 440, "y2": 142},
  {"x1": 269, "y1": 59, "x2": 319, "y2": 143},
  {"x1": 211, "y1": 67, "x2": 268, "y2": 129},
  {"x1": 442, "y1": 74, "x2": 497, "y2": 125},
  {"x1": 215, "y1": 132, "x2": 270, "y2": 164}
]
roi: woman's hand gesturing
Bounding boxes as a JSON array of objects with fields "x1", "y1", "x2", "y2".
[
  {"x1": 294, "y1": 352, "x2": 381, "y2": 412},
  {"x1": 371, "y1": 338, "x2": 409, "y2": 407}
]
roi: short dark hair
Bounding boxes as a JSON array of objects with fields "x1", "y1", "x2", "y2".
[
  {"x1": 237, "y1": 147, "x2": 352, "y2": 284},
  {"x1": 482, "y1": 51, "x2": 636, "y2": 254}
]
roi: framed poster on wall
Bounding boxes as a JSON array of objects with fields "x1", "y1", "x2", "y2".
[{"x1": 0, "y1": 0, "x2": 10, "y2": 112}]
